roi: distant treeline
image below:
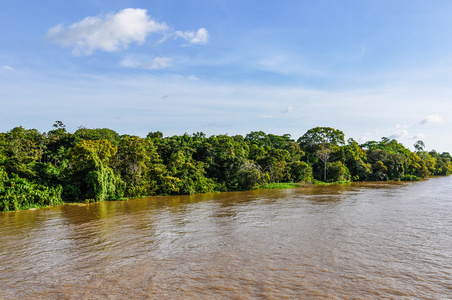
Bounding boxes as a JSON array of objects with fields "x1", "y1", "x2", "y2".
[{"x1": 1, "y1": 122, "x2": 450, "y2": 211}]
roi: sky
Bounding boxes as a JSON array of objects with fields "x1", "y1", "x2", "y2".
[{"x1": 1, "y1": 0, "x2": 452, "y2": 152}]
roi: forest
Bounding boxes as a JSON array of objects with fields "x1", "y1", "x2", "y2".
[{"x1": 0, "y1": 122, "x2": 450, "y2": 212}]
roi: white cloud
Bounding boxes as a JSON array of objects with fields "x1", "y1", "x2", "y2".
[
  {"x1": 411, "y1": 133, "x2": 426, "y2": 140},
  {"x1": 121, "y1": 56, "x2": 171, "y2": 69},
  {"x1": 358, "y1": 132, "x2": 373, "y2": 144},
  {"x1": 146, "y1": 57, "x2": 172, "y2": 69},
  {"x1": 1, "y1": 65, "x2": 14, "y2": 71},
  {"x1": 382, "y1": 124, "x2": 415, "y2": 140},
  {"x1": 174, "y1": 28, "x2": 209, "y2": 44},
  {"x1": 419, "y1": 114, "x2": 443, "y2": 125},
  {"x1": 120, "y1": 57, "x2": 141, "y2": 68},
  {"x1": 388, "y1": 128, "x2": 408, "y2": 140},
  {"x1": 47, "y1": 8, "x2": 168, "y2": 56},
  {"x1": 187, "y1": 74, "x2": 199, "y2": 81}
]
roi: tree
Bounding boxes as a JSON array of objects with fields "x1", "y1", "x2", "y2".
[
  {"x1": 0, "y1": 174, "x2": 63, "y2": 211},
  {"x1": 327, "y1": 161, "x2": 350, "y2": 182},
  {"x1": 67, "y1": 139, "x2": 123, "y2": 201},
  {"x1": 428, "y1": 150, "x2": 452, "y2": 175},
  {"x1": 53, "y1": 120, "x2": 66, "y2": 130},
  {"x1": 237, "y1": 159, "x2": 263, "y2": 190},
  {"x1": 367, "y1": 149, "x2": 390, "y2": 180},
  {"x1": 165, "y1": 150, "x2": 215, "y2": 194},
  {"x1": 297, "y1": 127, "x2": 345, "y2": 181},
  {"x1": 315, "y1": 146, "x2": 332, "y2": 182},
  {"x1": 297, "y1": 127, "x2": 345, "y2": 151},
  {"x1": 46, "y1": 121, "x2": 77, "y2": 166},
  {"x1": 289, "y1": 161, "x2": 313, "y2": 182},
  {"x1": 113, "y1": 136, "x2": 152, "y2": 197},
  {"x1": 1, "y1": 124, "x2": 452, "y2": 212},
  {"x1": 4, "y1": 127, "x2": 46, "y2": 163},
  {"x1": 74, "y1": 127, "x2": 121, "y2": 145},
  {"x1": 414, "y1": 140, "x2": 425, "y2": 152},
  {"x1": 245, "y1": 131, "x2": 271, "y2": 147},
  {"x1": 341, "y1": 138, "x2": 371, "y2": 181},
  {"x1": 202, "y1": 134, "x2": 247, "y2": 190}
]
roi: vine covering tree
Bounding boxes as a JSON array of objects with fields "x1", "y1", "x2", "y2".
[{"x1": 0, "y1": 123, "x2": 450, "y2": 211}]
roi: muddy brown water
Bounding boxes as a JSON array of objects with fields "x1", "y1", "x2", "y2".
[{"x1": 1, "y1": 177, "x2": 452, "y2": 299}]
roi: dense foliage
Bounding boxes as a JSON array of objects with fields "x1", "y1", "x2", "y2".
[{"x1": 1, "y1": 123, "x2": 450, "y2": 211}]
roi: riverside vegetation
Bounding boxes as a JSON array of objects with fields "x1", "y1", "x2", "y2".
[{"x1": 1, "y1": 122, "x2": 450, "y2": 212}]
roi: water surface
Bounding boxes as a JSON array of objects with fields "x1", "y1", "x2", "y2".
[{"x1": 1, "y1": 177, "x2": 452, "y2": 299}]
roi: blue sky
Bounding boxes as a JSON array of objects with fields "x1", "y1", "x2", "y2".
[{"x1": 1, "y1": 0, "x2": 452, "y2": 151}]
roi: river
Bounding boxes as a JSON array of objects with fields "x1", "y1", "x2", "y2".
[{"x1": 1, "y1": 177, "x2": 452, "y2": 299}]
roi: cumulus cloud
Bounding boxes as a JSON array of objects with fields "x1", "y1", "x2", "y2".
[
  {"x1": 378, "y1": 115, "x2": 443, "y2": 142},
  {"x1": 47, "y1": 8, "x2": 168, "y2": 56},
  {"x1": 387, "y1": 124, "x2": 409, "y2": 140},
  {"x1": 174, "y1": 28, "x2": 209, "y2": 44},
  {"x1": 419, "y1": 114, "x2": 443, "y2": 125},
  {"x1": 48, "y1": 8, "x2": 209, "y2": 58}
]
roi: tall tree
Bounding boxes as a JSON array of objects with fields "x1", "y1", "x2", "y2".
[
  {"x1": 67, "y1": 139, "x2": 123, "y2": 201},
  {"x1": 297, "y1": 127, "x2": 345, "y2": 151},
  {"x1": 315, "y1": 146, "x2": 332, "y2": 181},
  {"x1": 414, "y1": 140, "x2": 425, "y2": 152}
]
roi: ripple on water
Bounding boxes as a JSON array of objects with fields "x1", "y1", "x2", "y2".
[{"x1": 1, "y1": 178, "x2": 452, "y2": 299}]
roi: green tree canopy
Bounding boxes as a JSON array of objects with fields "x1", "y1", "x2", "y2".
[{"x1": 297, "y1": 127, "x2": 345, "y2": 150}]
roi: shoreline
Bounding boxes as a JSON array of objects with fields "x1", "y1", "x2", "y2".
[{"x1": 3, "y1": 177, "x2": 436, "y2": 213}]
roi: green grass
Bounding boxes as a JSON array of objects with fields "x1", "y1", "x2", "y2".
[{"x1": 262, "y1": 182, "x2": 305, "y2": 190}]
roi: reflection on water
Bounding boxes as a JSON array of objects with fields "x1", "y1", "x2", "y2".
[{"x1": 1, "y1": 178, "x2": 452, "y2": 299}]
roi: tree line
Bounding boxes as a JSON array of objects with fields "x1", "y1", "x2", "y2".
[{"x1": 0, "y1": 122, "x2": 450, "y2": 211}]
